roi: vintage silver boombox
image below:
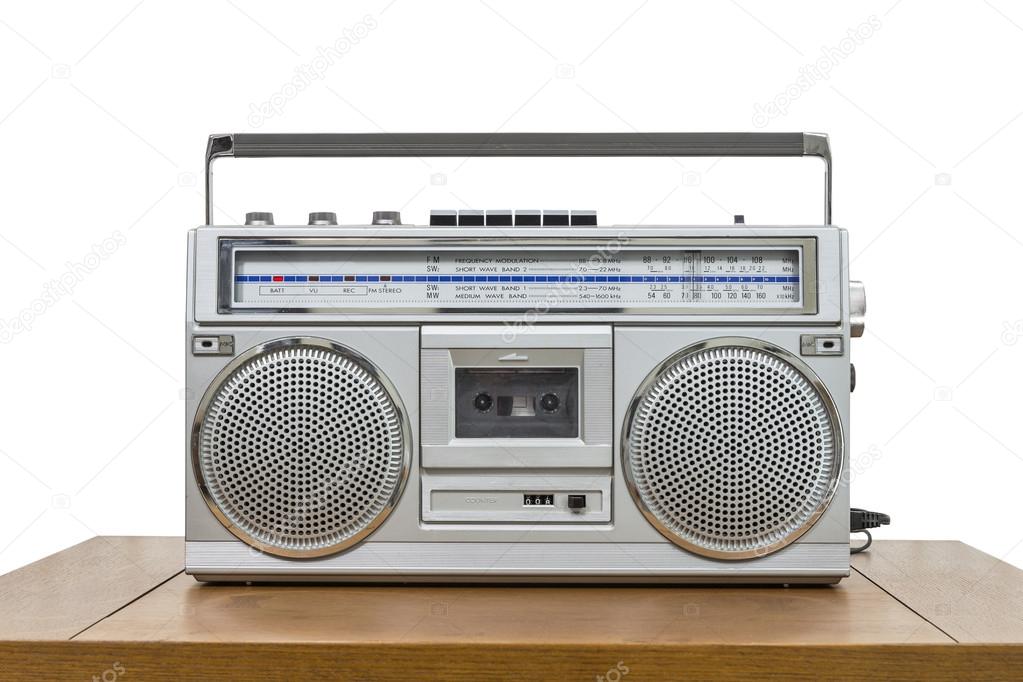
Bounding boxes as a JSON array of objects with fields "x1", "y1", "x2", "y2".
[{"x1": 186, "y1": 132, "x2": 864, "y2": 583}]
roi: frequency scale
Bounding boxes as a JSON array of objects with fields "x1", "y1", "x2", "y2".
[{"x1": 229, "y1": 243, "x2": 808, "y2": 311}]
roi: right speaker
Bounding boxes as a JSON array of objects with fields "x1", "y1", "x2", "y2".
[{"x1": 622, "y1": 337, "x2": 843, "y2": 560}]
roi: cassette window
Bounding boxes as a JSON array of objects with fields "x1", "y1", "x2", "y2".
[{"x1": 455, "y1": 368, "x2": 579, "y2": 439}]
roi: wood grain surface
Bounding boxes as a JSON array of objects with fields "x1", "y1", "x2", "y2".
[
  {"x1": 76, "y1": 569, "x2": 949, "y2": 645},
  {"x1": 3, "y1": 537, "x2": 1023, "y2": 681},
  {"x1": 0, "y1": 536, "x2": 181, "y2": 640},
  {"x1": 3, "y1": 642, "x2": 1023, "y2": 682},
  {"x1": 852, "y1": 540, "x2": 1023, "y2": 643}
]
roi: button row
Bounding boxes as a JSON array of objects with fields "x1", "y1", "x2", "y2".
[
  {"x1": 245, "y1": 211, "x2": 398, "y2": 226},
  {"x1": 429, "y1": 210, "x2": 597, "y2": 227},
  {"x1": 240, "y1": 210, "x2": 597, "y2": 227}
]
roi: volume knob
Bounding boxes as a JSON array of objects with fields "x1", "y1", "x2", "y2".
[
  {"x1": 372, "y1": 211, "x2": 402, "y2": 225},
  {"x1": 244, "y1": 212, "x2": 274, "y2": 226},
  {"x1": 308, "y1": 212, "x2": 338, "y2": 225}
]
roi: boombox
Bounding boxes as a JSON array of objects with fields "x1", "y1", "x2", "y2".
[{"x1": 186, "y1": 132, "x2": 865, "y2": 583}]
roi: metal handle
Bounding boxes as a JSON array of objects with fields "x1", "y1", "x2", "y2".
[{"x1": 205, "y1": 132, "x2": 832, "y2": 224}]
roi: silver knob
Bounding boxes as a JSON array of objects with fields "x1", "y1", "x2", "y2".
[
  {"x1": 850, "y1": 281, "x2": 866, "y2": 338},
  {"x1": 244, "y1": 212, "x2": 274, "y2": 226},
  {"x1": 308, "y1": 212, "x2": 338, "y2": 225},
  {"x1": 372, "y1": 211, "x2": 402, "y2": 225}
]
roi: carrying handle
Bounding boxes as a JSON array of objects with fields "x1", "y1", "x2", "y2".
[{"x1": 205, "y1": 132, "x2": 832, "y2": 225}]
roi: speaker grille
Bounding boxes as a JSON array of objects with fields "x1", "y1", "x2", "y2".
[
  {"x1": 195, "y1": 339, "x2": 408, "y2": 557},
  {"x1": 624, "y1": 341, "x2": 839, "y2": 559}
]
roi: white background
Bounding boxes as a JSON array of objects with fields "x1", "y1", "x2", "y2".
[{"x1": 2, "y1": 0, "x2": 1022, "y2": 575}]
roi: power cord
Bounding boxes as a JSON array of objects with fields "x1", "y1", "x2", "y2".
[{"x1": 850, "y1": 507, "x2": 890, "y2": 554}]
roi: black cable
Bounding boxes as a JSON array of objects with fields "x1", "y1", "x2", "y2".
[
  {"x1": 850, "y1": 507, "x2": 889, "y2": 554},
  {"x1": 847, "y1": 531, "x2": 871, "y2": 552}
]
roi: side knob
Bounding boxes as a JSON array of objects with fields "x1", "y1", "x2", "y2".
[{"x1": 850, "y1": 281, "x2": 866, "y2": 338}]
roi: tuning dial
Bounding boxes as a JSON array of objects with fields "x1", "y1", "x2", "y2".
[
  {"x1": 308, "y1": 212, "x2": 338, "y2": 225},
  {"x1": 244, "y1": 212, "x2": 274, "y2": 226},
  {"x1": 850, "y1": 281, "x2": 866, "y2": 338},
  {"x1": 372, "y1": 211, "x2": 402, "y2": 225}
]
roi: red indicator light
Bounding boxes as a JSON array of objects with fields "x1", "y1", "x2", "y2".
[
  {"x1": 308, "y1": 275, "x2": 319, "y2": 282},
  {"x1": 380, "y1": 275, "x2": 391, "y2": 282},
  {"x1": 272, "y1": 275, "x2": 283, "y2": 282},
  {"x1": 345, "y1": 275, "x2": 355, "y2": 281}
]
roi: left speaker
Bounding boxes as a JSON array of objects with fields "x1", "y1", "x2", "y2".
[{"x1": 191, "y1": 337, "x2": 411, "y2": 558}]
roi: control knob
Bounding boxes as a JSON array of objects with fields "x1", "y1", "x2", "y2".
[
  {"x1": 244, "y1": 212, "x2": 274, "y2": 226},
  {"x1": 372, "y1": 211, "x2": 402, "y2": 225},
  {"x1": 850, "y1": 281, "x2": 866, "y2": 338},
  {"x1": 308, "y1": 212, "x2": 338, "y2": 225}
]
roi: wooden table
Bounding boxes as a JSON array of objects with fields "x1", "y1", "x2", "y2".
[{"x1": 2, "y1": 538, "x2": 1022, "y2": 680}]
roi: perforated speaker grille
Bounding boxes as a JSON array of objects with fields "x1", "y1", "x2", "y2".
[
  {"x1": 194, "y1": 339, "x2": 409, "y2": 558},
  {"x1": 624, "y1": 340, "x2": 840, "y2": 559}
]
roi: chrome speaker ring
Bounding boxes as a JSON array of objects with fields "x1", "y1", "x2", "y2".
[
  {"x1": 191, "y1": 336, "x2": 411, "y2": 559},
  {"x1": 622, "y1": 337, "x2": 844, "y2": 560}
]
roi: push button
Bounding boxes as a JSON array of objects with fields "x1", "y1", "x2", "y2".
[
  {"x1": 429, "y1": 210, "x2": 457, "y2": 226},
  {"x1": 486, "y1": 210, "x2": 512, "y2": 226},
  {"x1": 567, "y1": 494, "x2": 586, "y2": 510},
  {"x1": 543, "y1": 210, "x2": 569, "y2": 226},
  {"x1": 514, "y1": 210, "x2": 541, "y2": 226},
  {"x1": 458, "y1": 210, "x2": 484, "y2": 226},
  {"x1": 570, "y1": 210, "x2": 597, "y2": 226}
]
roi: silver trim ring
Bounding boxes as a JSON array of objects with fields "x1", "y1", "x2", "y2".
[
  {"x1": 621, "y1": 337, "x2": 844, "y2": 560},
  {"x1": 190, "y1": 336, "x2": 412, "y2": 559}
]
